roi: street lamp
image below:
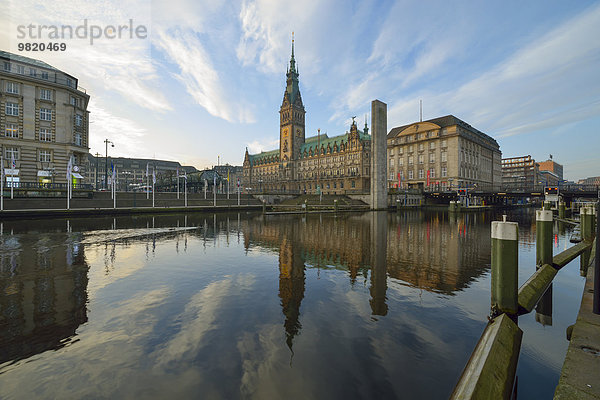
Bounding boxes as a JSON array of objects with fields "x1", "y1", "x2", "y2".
[{"x1": 104, "y1": 139, "x2": 114, "y2": 190}]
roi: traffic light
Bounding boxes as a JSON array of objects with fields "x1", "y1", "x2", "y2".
[
  {"x1": 458, "y1": 189, "x2": 467, "y2": 196},
  {"x1": 545, "y1": 186, "x2": 558, "y2": 195}
]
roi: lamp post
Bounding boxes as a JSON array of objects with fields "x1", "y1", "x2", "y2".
[
  {"x1": 104, "y1": 139, "x2": 114, "y2": 190},
  {"x1": 94, "y1": 152, "x2": 101, "y2": 190}
]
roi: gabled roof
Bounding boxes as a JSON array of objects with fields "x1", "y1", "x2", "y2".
[{"x1": 247, "y1": 149, "x2": 280, "y2": 166}]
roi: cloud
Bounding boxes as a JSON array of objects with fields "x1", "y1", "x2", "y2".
[
  {"x1": 246, "y1": 138, "x2": 280, "y2": 154},
  {"x1": 88, "y1": 101, "x2": 147, "y2": 157},
  {"x1": 385, "y1": 3, "x2": 600, "y2": 137}
]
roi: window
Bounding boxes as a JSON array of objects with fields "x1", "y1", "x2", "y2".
[
  {"x1": 389, "y1": 158, "x2": 394, "y2": 168},
  {"x1": 419, "y1": 169, "x2": 424, "y2": 179},
  {"x1": 408, "y1": 156, "x2": 413, "y2": 165},
  {"x1": 418, "y1": 155, "x2": 424, "y2": 164},
  {"x1": 74, "y1": 132, "x2": 82, "y2": 146},
  {"x1": 419, "y1": 143, "x2": 424, "y2": 151},
  {"x1": 429, "y1": 153, "x2": 435, "y2": 163},
  {"x1": 70, "y1": 97, "x2": 78, "y2": 106},
  {"x1": 75, "y1": 114, "x2": 83, "y2": 126},
  {"x1": 40, "y1": 128, "x2": 52, "y2": 142},
  {"x1": 409, "y1": 145, "x2": 414, "y2": 152},
  {"x1": 441, "y1": 152, "x2": 447, "y2": 162},
  {"x1": 5, "y1": 124, "x2": 18, "y2": 138},
  {"x1": 441, "y1": 140, "x2": 447, "y2": 148},
  {"x1": 351, "y1": 180, "x2": 355, "y2": 188},
  {"x1": 430, "y1": 141, "x2": 435, "y2": 149},
  {"x1": 399, "y1": 147, "x2": 404, "y2": 155},
  {"x1": 40, "y1": 108, "x2": 53, "y2": 121},
  {"x1": 3, "y1": 62, "x2": 10, "y2": 71},
  {"x1": 430, "y1": 168, "x2": 436, "y2": 178},
  {"x1": 399, "y1": 158, "x2": 403, "y2": 166},
  {"x1": 6, "y1": 82, "x2": 18, "y2": 94},
  {"x1": 29, "y1": 68, "x2": 36, "y2": 77},
  {"x1": 5, "y1": 147, "x2": 19, "y2": 161},
  {"x1": 408, "y1": 170, "x2": 414, "y2": 179},
  {"x1": 389, "y1": 148, "x2": 394, "y2": 156},
  {"x1": 6, "y1": 102, "x2": 19, "y2": 116},
  {"x1": 40, "y1": 89, "x2": 52, "y2": 100},
  {"x1": 39, "y1": 150, "x2": 52, "y2": 162},
  {"x1": 41, "y1": 71, "x2": 49, "y2": 80},
  {"x1": 66, "y1": 78, "x2": 72, "y2": 87},
  {"x1": 17, "y1": 65, "x2": 24, "y2": 74}
]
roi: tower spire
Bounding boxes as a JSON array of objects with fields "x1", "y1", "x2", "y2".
[{"x1": 289, "y1": 32, "x2": 296, "y2": 73}]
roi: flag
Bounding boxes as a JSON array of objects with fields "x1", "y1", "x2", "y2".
[
  {"x1": 427, "y1": 169, "x2": 430, "y2": 186},
  {"x1": 237, "y1": 178, "x2": 240, "y2": 188},
  {"x1": 397, "y1": 172, "x2": 401, "y2": 187},
  {"x1": 66, "y1": 155, "x2": 73, "y2": 180},
  {"x1": 112, "y1": 164, "x2": 116, "y2": 184},
  {"x1": 177, "y1": 167, "x2": 179, "y2": 180},
  {"x1": 152, "y1": 168, "x2": 156, "y2": 184},
  {"x1": 227, "y1": 169, "x2": 230, "y2": 182},
  {"x1": 146, "y1": 163, "x2": 149, "y2": 178}
]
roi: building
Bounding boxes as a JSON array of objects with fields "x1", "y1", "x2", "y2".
[
  {"x1": 538, "y1": 169, "x2": 560, "y2": 186},
  {"x1": 387, "y1": 116, "x2": 502, "y2": 191},
  {"x1": 502, "y1": 155, "x2": 539, "y2": 190},
  {"x1": 578, "y1": 176, "x2": 600, "y2": 186},
  {"x1": 537, "y1": 158, "x2": 563, "y2": 180},
  {"x1": 243, "y1": 40, "x2": 372, "y2": 194},
  {"x1": 213, "y1": 164, "x2": 243, "y2": 190},
  {"x1": 86, "y1": 154, "x2": 196, "y2": 191},
  {"x1": 1, "y1": 51, "x2": 90, "y2": 186}
]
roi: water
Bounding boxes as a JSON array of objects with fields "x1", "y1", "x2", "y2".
[{"x1": 0, "y1": 210, "x2": 585, "y2": 399}]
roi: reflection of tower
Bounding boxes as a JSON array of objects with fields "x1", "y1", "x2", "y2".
[
  {"x1": 278, "y1": 237, "x2": 305, "y2": 352},
  {"x1": 535, "y1": 284, "x2": 553, "y2": 326},
  {"x1": 370, "y1": 212, "x2": 388, "y2": 316}
]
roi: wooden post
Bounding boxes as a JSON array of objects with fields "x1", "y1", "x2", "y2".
[
  {"x1": 536, "y1": 209, "x2": 553, "y2": 267},
  {"x1": 558, "y1": 202, "x2": 565, "y2": 219},
  {"x1": 581, "y1": 207, "x2": 594, "y2": 241},
  {"x1": 491, "y1": 216, "x2": 519, "y2": 315}
]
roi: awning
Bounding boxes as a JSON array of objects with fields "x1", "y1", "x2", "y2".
[
  {"x1": 71, "y1": 172, "x2": 84, "y2": 179},
  {"x1": 37, "y1": 170, "x2": 52, "y2": 177}
]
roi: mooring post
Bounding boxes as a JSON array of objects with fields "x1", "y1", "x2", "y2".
[
  {"x1": 491, "y1": 216, "x2": 519, "y2": 315},
  {"x1": 304, "y1": 199, "x2": 308, "y2": 213},
  {"x1": 536, "y1": 208, "x2": 553, "y2": 267},
  {"x1": 396, "y1": 199, "x2": 401, "y2": 213},
  {"x1": 594, "y1": 202, "x2": 600, "y2": 315},
  {"x1": 334, "y1": 199, "x2": 338, "y2": 212},
  {"x1": 581, "y1": 207, "x2": 594, "y2": 241},
  {"x1": 262, "y1": 200, "x2": 266, "y2": 214},
  {"x1": 558, "y1": 201, "x2": 565, "y2": 219}
]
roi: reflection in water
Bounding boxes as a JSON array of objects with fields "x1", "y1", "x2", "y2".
[
  {"x1": 535, "y1": 284, "x2": 553, "y2": 326},
  {"x1": 0, "y1": 233, "x2": 88, "y2": 365},
  {"x1": 0, "y1": 210, "x2": 570, "y2": 399}
]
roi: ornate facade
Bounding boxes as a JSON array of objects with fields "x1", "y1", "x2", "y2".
[{"x1": 243, "y1": 41, "x2": 371, "y2": 194}]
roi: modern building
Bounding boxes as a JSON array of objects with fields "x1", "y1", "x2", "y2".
[
  {"x1": 387, "y1": 115, "x2": 502, "y2": 191},
  {"x1": 243, "y1": 40, "x2": 372, "y2": 194},
  {"x1": 538, "y1": 169, "x2": 560, "y2": 186},
  {"x1": 1, "y1": 51, "x2": 90, "y2": 187},
  {"x1": 86, "y1": 154, "x2": 196, "y2": 191},
  {"x1": 537, "y1": 158, "x2": 563, "y2": 180},
  {"x1": 502, "y1": 155, "x2": 539, "y2": 190}
]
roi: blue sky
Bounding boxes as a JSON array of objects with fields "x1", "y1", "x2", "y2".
[{"x1": 2, "y1": 0, "x2": 599, "y2": 180}]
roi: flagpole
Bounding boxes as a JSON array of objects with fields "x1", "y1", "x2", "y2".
[
  {"x1": 204, "y1": 179, "x2": 207, "y2": 199},
  {"x1": 227, "y1": 170, "x2": 230, "y2": 200},
  {"x1": 177, "y1": 168, "x2": 180, "y2": 199},
  {"x1": 184, "y1": 174, "x2": 187, "y2": 207},
  {"x1": 237, "y1": 178, "x2": 240, "y2": 206},
  {"x1": 213, "y1": 174, "x2": 216, "y2": 207},
  {"x1": 146, "y1": 163, "x2": 149, "y2": 200},
  {"x1": 152, "y1": 167, "x2": 155, "y2": 208},
  {"x1": 113, "y1": 167, "x2": 117, "y2": 209}
]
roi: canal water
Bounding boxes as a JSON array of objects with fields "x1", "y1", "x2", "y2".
[{"x1": 0, "y1": 209, "x2": 584, "y2": 399}]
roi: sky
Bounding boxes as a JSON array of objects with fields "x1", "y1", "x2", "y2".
[{"x1": 1, "y1": 0, "x2": 599, "y2": 181}]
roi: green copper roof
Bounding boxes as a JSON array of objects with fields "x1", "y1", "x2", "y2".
[{"x1": 248, "y1": 149, "x2": 280, "y2": 166}]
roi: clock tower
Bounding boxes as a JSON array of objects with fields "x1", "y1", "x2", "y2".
[{"x1": 279, "y1": 35, "x2": 305, "y2": 167}]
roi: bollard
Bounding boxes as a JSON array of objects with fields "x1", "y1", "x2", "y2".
[
  {"x1": 581, "y1": 207, "x2": 594, "y2": 241},
  {"x1": 304, "y1": 199, "x2": 308, "y2": 213},
  {"x1": 262, "y1": 200, "x2": 266, "y2": 214},
  {"x1": 491, "y1": 216, "x2": 519, "y2": 315},
  {"x1": 558, "y1": 202, "x2": 565, "y2": 219},
  {"x1": 543, "y1": 201, "x2": 551, "y2": 210},
  {"x1": 334, "y1": 199, "x2": 338, "y2": 212},
  {"x1": 396, "y1": 199, "x2": 401, "y2": 212},
  {"x1": 536, "y1": 209, "x2": 553, "y2": 267}
]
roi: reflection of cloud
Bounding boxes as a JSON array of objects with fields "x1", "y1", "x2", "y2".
[
  {"x1": 0, "y1": 287, "x2": 170, "y2": 398},
  {"x1": 152, "y1": 274, "x2": 256, "y2": 368}
]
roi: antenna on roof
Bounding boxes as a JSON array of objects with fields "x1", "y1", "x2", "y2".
[{"x1": 419, "y1": 100, "x2": 423, "y2": 122}]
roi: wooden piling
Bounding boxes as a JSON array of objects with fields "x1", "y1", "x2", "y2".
[
  {"x1": 558, "y1": 202, "x2": 565, "y2": 219},
  {"x1": 536, "y1": 209, "x2": 553, "y2": 267},
  {"x1": 491, "y1": 217, "x2": 519, "y2": 315}
]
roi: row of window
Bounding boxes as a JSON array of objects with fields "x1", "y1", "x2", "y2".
[
  {"x1": 389, "y1": 140, "x2": 448, "y2": 155},
  {"x1": 3, "y1": 82, "x2": 81, "y2": 107},
  {"x1": 1, "y1": 147, "x2": 57, "y2": 162},
  {"x1": 3, "y1": 125, "x2": 83, "y2": 145},
  {"x1": 390, "y1": 152, "x2": 448, "y2": 167},
  {"x1": 4, "y1": 103, "x2": 83, "y2": 126},
  {"x1": 389, "y1": 130, "x2": 448, "y2": 145},
  {"x1": 392, "y1": 167, "x2": 448, "y2": 180}
]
